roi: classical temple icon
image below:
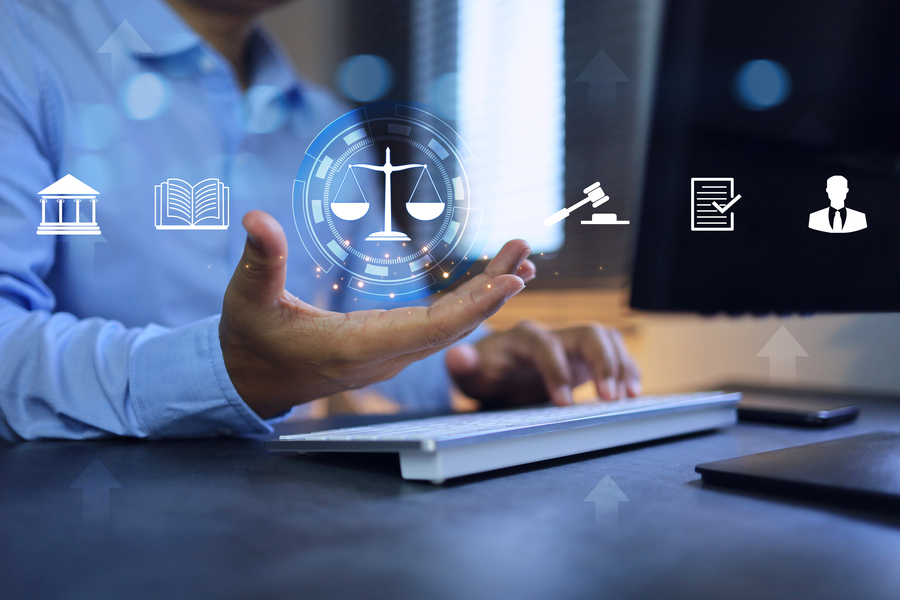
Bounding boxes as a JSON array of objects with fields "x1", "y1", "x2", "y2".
[{"x1": 36, "y1": 174, "x2": 101, "y2": 235}]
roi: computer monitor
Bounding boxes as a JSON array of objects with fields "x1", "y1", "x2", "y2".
[{"x1": 630, "y1": 0, "x2": 900, "y2": 313}]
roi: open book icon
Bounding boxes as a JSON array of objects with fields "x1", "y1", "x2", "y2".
[{"x1": 154, "y1": 178, "x2": 230, "y2": 230}]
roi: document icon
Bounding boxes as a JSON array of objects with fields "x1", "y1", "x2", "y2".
[{"x1": 691, "y1": 177, "x2": 741, "y2": 231}]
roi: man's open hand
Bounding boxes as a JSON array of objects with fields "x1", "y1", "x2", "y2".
[{"x1": 220, "y1": 211, "x2": 532, "y2": 418}]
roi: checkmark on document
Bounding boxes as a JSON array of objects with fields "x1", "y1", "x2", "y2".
[
  {"x1": 712, "y1": 194, "x2": 742, "y2": 213},
  {"x1": 691, "y1": 178, "x2": 742, "y2": 231}
]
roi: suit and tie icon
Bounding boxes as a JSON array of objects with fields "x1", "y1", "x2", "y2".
[{"x1": 808, "y1": 175, "x2": 867, "y2": 234}]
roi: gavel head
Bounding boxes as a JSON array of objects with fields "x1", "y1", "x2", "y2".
[
  {"x1": 585, "y1": 183, "x2": 606, "y2": 202},
  {"x1": 591, "y1": 194, "x2": 611, "y2": 209}
]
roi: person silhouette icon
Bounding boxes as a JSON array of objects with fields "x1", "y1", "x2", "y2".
[{"x1": 808, "y1": 175, "x2": 867, "y2": 233}]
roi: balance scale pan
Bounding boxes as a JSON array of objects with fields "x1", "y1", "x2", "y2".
[
  {"x1": 406, "y1": 202, "x2": 444, "y2": 221},
  {"x1": 331, "y1": 202, "x2": 369, "y2": 221}
]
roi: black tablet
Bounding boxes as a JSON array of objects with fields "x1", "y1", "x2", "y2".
[{"x1": 696, "y1": 432, "x2": 900, "y2": 510}]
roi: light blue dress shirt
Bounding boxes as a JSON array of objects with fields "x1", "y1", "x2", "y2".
[{"x1": 0, "y1": 0, "x2": 457, "y2": 442}]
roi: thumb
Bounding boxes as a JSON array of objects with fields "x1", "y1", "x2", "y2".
[
  {"x1": 230, "y1": 210, "x2": 288, "y2": 307},
  {"x1": 445, "y1": 343, "x2": 480, "y2": 377}
]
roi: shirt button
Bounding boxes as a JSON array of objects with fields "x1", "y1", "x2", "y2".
[{"x1": 199, "y1": 54, "x2": 216, "y2": 74}]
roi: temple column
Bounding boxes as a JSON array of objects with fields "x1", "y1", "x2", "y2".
[
  {"x1": 74, "y1": 199, "x2": 81, "y2": 223},
  {"x1": 91, "y1": 198, "x2": 97, "y2": 224},
  {"x1": 57, "y1": 199, "x2": 64, "y2": 223},
  {"x1": 40, "y1": 199, "x2": 47, "y2": 225}
]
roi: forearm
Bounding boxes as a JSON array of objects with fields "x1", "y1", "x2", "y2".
[{"x1": 0, "y1": 302, "x2": 270, "y2": 442}]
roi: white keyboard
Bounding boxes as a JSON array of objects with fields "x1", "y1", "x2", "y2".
[{"x1": 266, "y1": 392, "x2": 740, "y2": 483}]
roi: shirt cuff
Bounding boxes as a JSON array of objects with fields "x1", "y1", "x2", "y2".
[{"x1": 129, "y1": 315, "x2": 272, "y2": 438}]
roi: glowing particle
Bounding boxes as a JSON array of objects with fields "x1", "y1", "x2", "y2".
[
  {"x1": 389, "y1": 293, "x2": 395, "y2": 299},
  {"x1": 333, "y1": 284, "x2": 339, "y2": 290},
  {"x1": 443, "y1": 272, "x2": 449, "y2": 278},
  {"x1": 357, "y1": 281, "x2": 364, "y2": 287}
]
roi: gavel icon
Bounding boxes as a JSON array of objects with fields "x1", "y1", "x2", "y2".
[{"x1": 543, "y1": 182, "x2": 610, "y2": 227}]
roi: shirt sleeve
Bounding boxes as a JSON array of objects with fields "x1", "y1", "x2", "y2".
[
  {"x1": 0, "y1": 305, "x2": 272, "y2": 442},
  {"x1": 0, "y1": 6, "x2": 270, "y2": 442}
]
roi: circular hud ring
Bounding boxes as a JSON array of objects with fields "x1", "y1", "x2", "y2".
[{"x1": 293, "y1": 101, "x2": 487, "y2": 301}]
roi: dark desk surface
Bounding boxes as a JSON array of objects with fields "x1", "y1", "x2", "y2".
[{"x1": 3, "y1": 388, "x2": 900, "y2": 600}]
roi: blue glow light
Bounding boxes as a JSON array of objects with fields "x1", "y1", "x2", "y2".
[
  {"x1": 122, "y1": 73, "x2": 170, "y2": 120},
  {"x1": 734, "y1": 60, "x2": 792, "y2": 110},
  {"x1": 243, "y1": 85, "x2": 287, "y2": 133},
  {"x1": 336, "y1": 55, "x2": 393, "y2": 103},
  {"x1": 431, "y1": 73, "x2": 457, "y2": 119},
  {"x1": 76, "y1": 104, "x2": 120, "y2": 150},
  {"x1": 71, "y1": 154, "x2": 111, "y2": 194}
]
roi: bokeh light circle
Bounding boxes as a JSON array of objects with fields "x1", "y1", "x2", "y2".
[
  {"x1": 122, "y1": 73, "x2": 170, "y2": 120},
  {"x1": 431, "y1": 73, "x2": 458, "y2": 120},
  {"x1": 76, "y1": 104, "x2": 120, "y2": 150},
  {"x1": 243, "y1": 85, "x2": 287, "y2": 133},
  {"x1": 734, "y1": 60, "x2": 792, "y2": 110},
  {"x1": 337, "y1": 55, "x2": 394, "y2": 103}
]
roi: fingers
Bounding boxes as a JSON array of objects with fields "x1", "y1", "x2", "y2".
[
  {"x1": 517, "y1": 259, "x2": 536, "y2": 283},
  {"x1": 230, "y1": 211, "x2": 289, "y2": 308},
  {"x1": 483, "y1": 239, "x2": 532, "y2": 279},
  {"x1": 567, "y1": 326, "x2": 641, "y2": 400},
  {"x1": 610, "y1": 329, "x2": 642, "y2": 396},
  {"x1": 445, "y1": 343, "x2": 480, "y2": 377},
  {"x1": 435, "y1": 240, "x2": 532, "y2": 304},
  {"x1": 377, "y1": 273, "x2": 525, "y2": 357},
  {"x1": 513, "y1": 322, "x2": 573, "y2": 406}
]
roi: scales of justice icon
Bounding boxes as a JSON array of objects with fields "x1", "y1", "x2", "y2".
[{"x1": 331, "y1": 146, "x2": 445, "y2": 241}]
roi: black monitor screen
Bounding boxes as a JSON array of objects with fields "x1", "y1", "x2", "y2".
[{"x1": 630, "y1": 0, "x2": 900, "y2": 313}]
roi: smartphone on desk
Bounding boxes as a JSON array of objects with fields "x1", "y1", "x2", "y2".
[{"x1": 737, "y1": 394, "x2": 859, "y2": 427}]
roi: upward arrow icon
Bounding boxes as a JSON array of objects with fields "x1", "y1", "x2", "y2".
[
  {"x1": 786, "y1": 110, "x2": 835, "y2": 149},
  {"x1": 70, "y1": 458, "x2": 122, "y2": 522},
  {"x1": 575, "y1": 49, "x2": 630, "y2": 118},
  {"x1": 61, "y1": 229, "x2": 107, "y2": 272},
  {"x1": 584, "y1": 474, "x2": 629, "y2": 530},
  {"x1": 757, "y1": 326, "x2": 808, "y2": 385},
  {"x1": 97, "y1": 20, "x2": 152, "y2": 85}
]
